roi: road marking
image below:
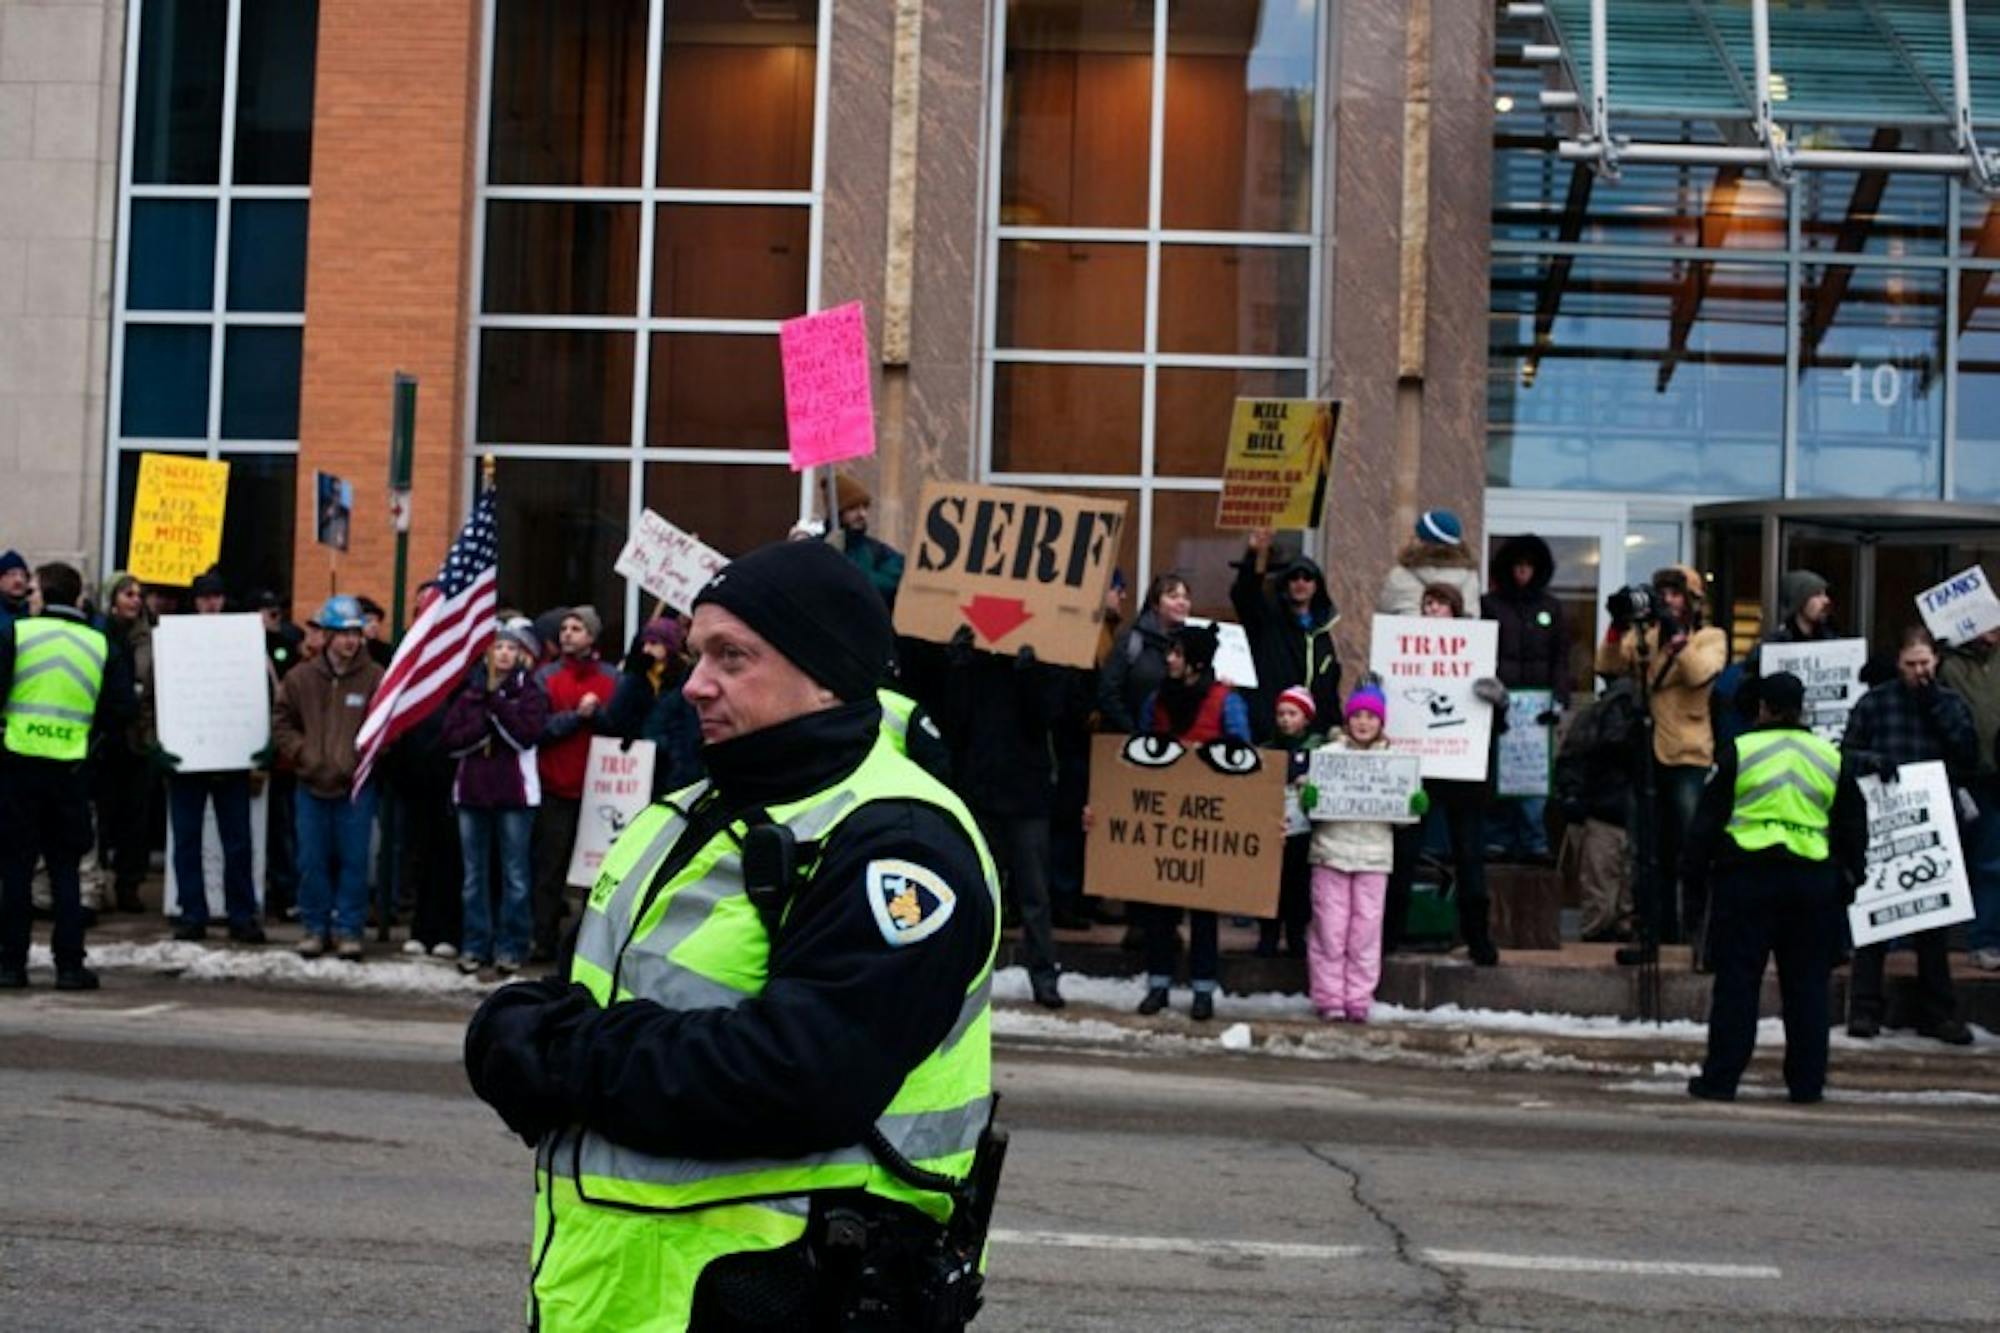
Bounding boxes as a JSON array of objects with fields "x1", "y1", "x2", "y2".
[
  {"x1": 98, "y1": 1003, "x2": 181, "y2": 1018},
  {"x1": 992, "y1": 1230, "x2": 1779, "y2": 1279}
]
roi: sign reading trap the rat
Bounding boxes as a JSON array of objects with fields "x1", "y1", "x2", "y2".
[
  {"x1": 1368, "y1": 615, "x2": 1500, "y2": 782},
  {"x1": 567, "y1": 737, "x2": 657, "y2": 888},
  {"x1": 1762, "y1": 638, "x2": 1867, "y2": 744},
  {"x1": 1849, "y1": 760, "x2": 1975, "y2": 948},
  {"x1": 1084, "y1": 733, "x2": 1284, "y2": 917}
]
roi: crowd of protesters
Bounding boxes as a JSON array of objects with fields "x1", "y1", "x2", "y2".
[{"x1": 5, "y1": 485, "x2": 2000, "y2": 1044}]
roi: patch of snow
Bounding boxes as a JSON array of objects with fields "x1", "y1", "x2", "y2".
[
  {"x1": 35, "y1": 940, "x2": 498, "y2": 996},
  {"x1": 1606, "y1": 1078, "x2": 2000, "y2": 1107},
  {"x1": 1218, "y1": 1022, "x2": 1254, "y2": 1051}
]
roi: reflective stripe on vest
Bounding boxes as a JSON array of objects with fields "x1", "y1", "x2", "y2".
[
  {"x1": 559, "y1": 732, "x2": 999, "y2": 1222},
  {"x1": 4, "y1": 617, "x2": 106, "y2": 761},
  {"x1": 1725, "y1": 730, "x2": 1840, "y2": 861},
  {"x1": 878, "y1": 688, "x2": 915, "y2": 748}
]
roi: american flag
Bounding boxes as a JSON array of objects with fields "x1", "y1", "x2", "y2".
[{"x1": 352, "y1": 486, "x2": 500, "y2": 796}]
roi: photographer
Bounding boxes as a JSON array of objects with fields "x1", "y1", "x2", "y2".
[{"x1": 1594, "y1": 565, "x2": 1727, "y2": 965}]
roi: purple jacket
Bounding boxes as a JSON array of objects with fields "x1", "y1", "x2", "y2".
[{"x1": 439, "y1": 665, "x2": 550, "y2": 809}]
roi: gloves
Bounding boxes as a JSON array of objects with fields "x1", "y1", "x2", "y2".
[
  {"x1": 947, "y1": 623, "x2": 977, "y2": 667},
  {"x1": 622, "y1": 637, "x2": 650, "y2": 675},
  {"x1": 1535, "y1": 709, "x2": 1562, "y2": 727},
  {"x1": 1409, "y1": 789, "x2": 1431, "y2": 817},
  {"x1": 1015, "y1": 644, "x2": 1038, "y2": 671},
  {"x1": 147, "y1": 743, "x2": 182, "y2": 774},
  {"x1": 618, "y1": 734, "x2": 637, "y2": 753},
  {"x1": 465, "y1": 977, "x2": 592, "y2": 1147},
  {"x1": 249, "y1": 743, "x2": 275, "y2": 770},
  {"x1": 1300, "y1": 782, "x2": 1320, "y2": 811},
  {"x1": 1472, "y1": 678, "x2": 1508, "y2": 707}
]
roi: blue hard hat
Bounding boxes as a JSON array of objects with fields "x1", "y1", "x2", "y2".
[{"x1": 318, "y1": 595, "x2": 365, "y2": 631}]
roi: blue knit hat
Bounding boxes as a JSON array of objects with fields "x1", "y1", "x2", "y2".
[
  {"x1": 0, "y1": 549, "x2": 25, "y2": 577},
  {"x1": 1415, "y1": 509, "x2": 1463, "y2": 546}
]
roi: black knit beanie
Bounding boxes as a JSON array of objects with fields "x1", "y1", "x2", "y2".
[{"x1": 692, "y1": 539, "x2": 894, "y2": 703}]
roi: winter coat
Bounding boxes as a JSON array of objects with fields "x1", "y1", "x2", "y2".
[
  {"x1": 440, "y1": 664, "x2": 550, "y2": 808},
  {"x1": 1232, "y1": 550, "x2": 1343, "y2": 732},
  {"x1": 1938, "y1": 639, "x2": 2000, "y2": 779},
  {"x1": 843, "y1": 532, "x2": 905, "y2": 611},
  {"x1": 1307, "y1": 734, "x2": 1398, "y2": 873},
  {"x1": 1841, "y1": 678, "x2": 1980, "y2": 782},
  {"x1": 1138, "y1": 679, "x2": 1251, "y2": 745},
  {"x1": 1593, "y1": 586, "x2": 1727, "y2": 768},
  {"x1": 105, "y1": 613, "x2": 156, "y2": 754},
  {"x1": 605, "y1": 661, "x2": 705, "y2": 800},
  {"x1": 1098, "y1": 609, "x2": 1175, "y2": 734},
  {"x1": 1376, "y1": 539, "x2": 1483, "y2": 619},
  {"x1": 1481, "y1": 534, "x2": 1570, "y2": 704},
  {"x1": 1552, "y1": 680, "x2": 1641, "y2": 828},
  {"x1": 535, "y1": 655, "x2": 618, "y2": 801},
  {"x1": 1734, "y1": 576, "x2": 1843, "y2": 722},
  {"x1": 272, "y1": 650, "x2": 385, "y2": 798},
  {"x1": 932, "y1": 649, "x2": 1073, "y2": 818}
]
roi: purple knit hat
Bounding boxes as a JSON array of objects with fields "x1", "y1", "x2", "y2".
[{"x1": 1344, "y1": 683, "x2": 1388, "y2": 721}]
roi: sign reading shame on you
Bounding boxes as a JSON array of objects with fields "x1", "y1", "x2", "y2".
[
  {"x1": 895, "y1": 482, "x2": 1127, "y2": 670},
  {"x1": 1084, "y1": 734, "x2": 1282, "y2": 917}
]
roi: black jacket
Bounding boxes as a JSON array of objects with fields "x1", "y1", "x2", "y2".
[
  {"x1": 1231, "y1": 550, "x2": 1342, "y2": 735},
  {"x1": 1681, "y1": 721, "x2": 1867, "y2": 886},
  {"x1": 463, "y1": 699, "x2": 994, "y2": 1160},
  {"x1": 1552, "y1": 679, "x2": 1641, "y2": 827},
  {"x1": 1097, "y1": 609, "x2": 1174, "y2": 734},
  {"x1": 930, "y1": 647, "x2": 1076, "y2": 818},
  {"x1": 1481, "y1": 534, "x2": 1569, "y2": 704}
]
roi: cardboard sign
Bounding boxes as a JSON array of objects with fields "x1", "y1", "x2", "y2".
[
  {"x1": 895, "y1": 482, "x2": 1127, "y2": 670},
  {"x1": 567, "y1": 737, "x2": 658, "y2": 888},
  {"x1": 315, "y1": 470, "x2": 353, "y2": 551},
  {"x1": 1496, "y1": 688, "x2": 1554, "y2": 797},
  {"x1": 1762, "y1": 638, "x2": 1867, "y2": 743},
  {"x1": 1084, "y1": 733, "x2": 1284, "y2": 916},
  {"x1": 1368, "y1": 615, "x2": 1500, "y2": 782},
  {"x1": 1850, "y1": 761, "x2": 1975, "y2": 948},
  {"x1": 614, "y1": 509, "x2": 728, "y2": 613},
  {"x1": 1916, "y1": 565, "x2": 2000, "y2": 645},
  {"x1": 128, "y1": 452, "x2": 230, "y2": 587},
  {"x1": 153, "y1": 613, "x2": 270, "y2": 773},
  {"x1": 1185, "y1": 617, "x2": 1259, "y2": 689},
  {"x1": 1215, "y1": 398, "x2": 1336, "y2": 531},
  {"x1": 780, "y1": 301, "x2": 875, "y2": 471},
  {"x1": 1305, "y1": 747, "x2": 1422, "y2": 823}
]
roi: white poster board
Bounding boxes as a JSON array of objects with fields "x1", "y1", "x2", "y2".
[
  {"x1": 567, "y1": 738, "x2": 659, "y2": 888},
  {"x1": 1185, "y1": 617, "x2": 1259, "y2": 689},
  {"x1": 1762, "y1": 638, "x2": 1867, "y2": 744},
  {"x1": 1368, "y1": 615, "x2": 1500, "y2": 782},
  {"x1": 164, "y1": 785, "x2": 268, "y2": 920},
  {"x1": 1849, "y1": 761, "x2": 1975, "y2": 948},
  {"x1": 1305, "y1": 747, "x2": 1422, "y2": 823},
  {"x1": 614, "y1": 509, "x2": 728, "y2": 614},
  {"x1": 1496, "y1": 688, "x2": 1554, "y2": 797},
  {"x1": 153, "y1": 614, "x2": 270, "y2": 773},
  {"x1": 1916, "y1": 566, "x2": 2000, "y2": 645}
]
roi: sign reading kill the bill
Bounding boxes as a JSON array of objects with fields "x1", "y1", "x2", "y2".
[
  {"x1": 614, "y1": 509, "x2": 728, "y2": 614},
  {"x1": 1215, "y1": 398, "x2": 1336, "y2": 531},
  {"x1": 1085, "y1": 734, "x2": 1283, "y2": 916},
  {"x1": 1762, "y1": 638, "x2": 1867, "y2": 744},
  {"x1": 567, "y1": 737, "x2": 658, "y2": 888},
  {"x1": 895, "y1": 482, "x2": 1127, "y2": 670},
  {"x1": 1368, "y1": 614, "x2": 1500, "y2": 782},
  {"x1": 1916, "y1": 565, "x2": 2000, "y2": 645},
  {"x1": 1850, "y1": 760, "x2": 1975, "y2": 948}
]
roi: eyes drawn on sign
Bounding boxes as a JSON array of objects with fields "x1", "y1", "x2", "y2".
[
  {"x1": 1084, "y1": 732, "x2": 1283, "y2": 917},
  {"x1": 1121, "y1": 733, "x2": 1263, "y2": 776}
]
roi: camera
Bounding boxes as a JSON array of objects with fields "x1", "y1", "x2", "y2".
[{"x1": 1606, "y1": 583, "x2": 1656, "y2": 626}]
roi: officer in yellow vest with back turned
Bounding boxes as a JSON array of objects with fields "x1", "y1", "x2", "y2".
[
  {"x1": 1, "y1": 561, "x2": 135, "y2": 992},
  {"x1": 465, "y1": 539, "x2": 1003, "y2": 1331},
  {"x1": 1681, "y1": 670, "x2": 1866, "y2": 1105}
]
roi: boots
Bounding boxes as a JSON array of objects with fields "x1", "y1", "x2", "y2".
[
  {"x1": 116, "y1": 884, "x2": 145, "y2": 914},
  {"x1": 1136, "y1": 986, "x2": 1170, "y2": 1016},
  {"x1": 1461, "y1": 895, "x2": 1499, "y2": 966},
  {"x1": 1190, "y1": 991, "x2": 1214, "y2": 1022}
]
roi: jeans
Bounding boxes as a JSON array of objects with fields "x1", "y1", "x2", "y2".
[
  {"x1": 1639, "y1": 762, "x2": 1707, "y2": 946},
  {"x1": 1, "y1": 756, "x2": 93, "y2": 970},
  {"x1": 95, "y1": 744, "x2": 156, "y2": 897},
  {"x1": 1851, "y1": 928, "x2": 1958, "y2": 1029},
  {"x1": 1966, "y1": 777, "x2": 2000, "y2": 952},
  {"x1": 1141, "y1": 905, "x2": 1218, "y2": 991},
  {"x1": 168, "y1": 772, "x2": 258, "y2": 929},
  {"x1": 459, "y1": 806, "x2": 534, "y2": 964},
  {"x1": 1486, "y1": 797, "x2": 1549, "y2": 857},
  {"x1": 1700, "y1": 861, "x2": 1842, "y2": 1099},
  {"x1": 295, "y1": 786, "x2": 379, "y2": 941}
]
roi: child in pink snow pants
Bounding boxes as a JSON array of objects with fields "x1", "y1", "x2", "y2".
[{"x1": 1301, "y1": 682, "x2": 1427, "y2": 1022}]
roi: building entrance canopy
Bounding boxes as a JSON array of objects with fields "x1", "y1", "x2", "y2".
[{"x1": 1510, "y1": 0, "x2": 2000, "y2": 191}]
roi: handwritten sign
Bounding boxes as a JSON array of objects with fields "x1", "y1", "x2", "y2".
[
  {"x1": 1084, "y1": 734, "x2": 1283, "y2": 916},
  {"x1": 1184, "y1": 617, "x2": 1260, "y2": 689},
  {"x1": 1215, "y1": 398, "x2": 1336, "y2": 531},
  {"x1": 895, "y1": 482, "x2": 1127, "y2": 670},
  {"x1": 1916, "y1": 565, "x2": 2000, "y2": 645},
  {"x1": 1368, "y1": 614, "x2": 1499, "y2": 782},
  {"x1": 128, "y1": 452, "x2": 229, "y2": 586},
  {"x1": 153, "y1": 613, "x2": 270, "y2": 772},
  {"x1": 1305, "y1": 747, "x2": 1422, "y2": 823},
  {"x1": 780, "y1": 301, "x2": 875, "y2": 471},
  {"x1": 1850, "y1": 761, "x2": 1975, "y2": 948},
  {"x1": 567, "y1": 737, "x2": 658, "y2": 888},
  {"x1": 614, "y1": 509, "x2": 728, "y2": 614},
  {"x1": 1496, "y1": 688, "x2": 1554, "y2": 797},
  {"x1": 1762, "y1": 638, "x2": 1867, "y2": 743}
]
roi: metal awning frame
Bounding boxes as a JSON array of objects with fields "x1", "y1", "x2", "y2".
[{"x1": 1507, "y1": 0, "x2": 2000, "y2": 194}]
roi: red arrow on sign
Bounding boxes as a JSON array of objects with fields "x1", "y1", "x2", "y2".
[{"x1": 961, "y1": 594, "x2": 1033, "y2": 645}]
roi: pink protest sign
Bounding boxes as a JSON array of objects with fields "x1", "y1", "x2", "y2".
[{"x1": 780, "y1": 301, "x2": 876, "y2": 471}]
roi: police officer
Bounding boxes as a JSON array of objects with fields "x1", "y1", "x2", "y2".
[
  {"x1": 0, "y1": 562, "x2": 134, "y2": 991},
  {"x1": 464, "y1": 539, "x2": 1000, "y2": 1331},
  {"x1": 1683, "y1": 671, "x2": 1866, "y2": 1104}
]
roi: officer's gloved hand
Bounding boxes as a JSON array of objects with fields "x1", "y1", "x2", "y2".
[{"x1": 466, "y1": 977, "x2": 591, "y2": 1147}]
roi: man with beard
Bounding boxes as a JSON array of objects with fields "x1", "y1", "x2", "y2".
[{"x1": 831, "y1": 472, "x2": 905, "y2": 612}]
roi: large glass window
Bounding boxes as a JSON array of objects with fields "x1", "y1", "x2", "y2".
[
  {"x1": 110, "y1": 0, "x2": 317, "y2": 591},
  {"x1": 475, "y1": 0, "x2": 823, "y2": 632},
  {"x1": 986, "y1": 0, "x2": 1323, "y2": 617},
  {"x1": 1955, "y1": 266, "x2": 2000, "y2": 501}
]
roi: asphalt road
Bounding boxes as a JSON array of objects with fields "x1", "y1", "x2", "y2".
[{"x1": 2, "y1": 979, "x2": 1998, "y2": 1331}]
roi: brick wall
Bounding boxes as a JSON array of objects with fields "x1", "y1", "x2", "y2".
[{"x1": 293, "y1": 0, "x2": 482, "y2": 618}]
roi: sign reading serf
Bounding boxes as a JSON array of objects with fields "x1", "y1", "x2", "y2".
[{"x1": 893, "y1": 482, "x2": 1127, "y2": 670}]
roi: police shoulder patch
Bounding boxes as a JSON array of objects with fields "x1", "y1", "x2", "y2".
[{"x1": 865, "y1": 859, "x2": 957, "y2": 947}]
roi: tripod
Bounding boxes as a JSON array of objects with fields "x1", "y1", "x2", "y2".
[{"x1": 1623, "y1": 624, "x2": 1665, "y2": 1024}]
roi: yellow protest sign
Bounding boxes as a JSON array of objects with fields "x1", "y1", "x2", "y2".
[
  {"x1": 1215, "y1": 397, "x2": 1337, "y2": 531},
  {"x1": 127, "y1": 452, "x2": 230, "y2": 587}
]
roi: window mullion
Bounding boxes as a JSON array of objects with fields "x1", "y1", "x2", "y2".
[
  {"x1": 207, "y1": 0, "x2": 246, "y2": 457},
  {"x1": 1139, "y1": 0, "x2": 1169, "y2": 594}
]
